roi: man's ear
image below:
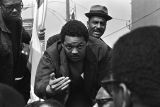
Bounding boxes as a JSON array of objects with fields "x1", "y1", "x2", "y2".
[{"x1": 119, "y1": 83, "x2": 131, "y2": 107}]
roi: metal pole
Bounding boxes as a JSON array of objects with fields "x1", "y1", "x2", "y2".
[{"x1": 66, "y1": 0, "x2": 70, "y2": 21}]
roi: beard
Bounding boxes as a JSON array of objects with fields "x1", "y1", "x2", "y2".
[{"x1": 4, "y1": 15, "x2": 22, "y2": 32}]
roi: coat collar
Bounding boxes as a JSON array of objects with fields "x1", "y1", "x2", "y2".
[{"x1": 59, "y1": 47, "x2": 70, "y2": 77}]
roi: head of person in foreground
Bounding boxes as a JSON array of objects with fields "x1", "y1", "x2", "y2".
[{"x1": 103, "y1": 26, "x2": 160, "y2": 107}]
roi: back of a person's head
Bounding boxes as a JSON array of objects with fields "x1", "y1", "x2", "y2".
[
  {"x1": 25, "y1": 100, "x2": 64, "y2": 107},
  {"x1": 39, "y1": 99, "x2": 64, "y2": 107},
  {"x1": 0, "y1": 83, "x2": 25, "y2": 107},
  {"x1": 112, "y1": 26, "x2": 160, "y2": 107},
  {"x1": 60, "y1": 20, "x2": 89, "y2": 42}
]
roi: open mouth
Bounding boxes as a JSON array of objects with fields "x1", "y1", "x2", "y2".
[{"x1": 93, "y1": 31, "x2": 101, "y2": 35}]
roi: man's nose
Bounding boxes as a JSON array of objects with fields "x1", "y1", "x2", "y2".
[
  {"x1": 71, "y1": 48, "x2": 78, "y2": 54},
  {"x1": 96, "y1": 23, "x2": 101, "y2": 28}
]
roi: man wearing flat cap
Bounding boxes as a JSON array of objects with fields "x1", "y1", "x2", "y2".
[{"x1": 85, "y1": 5, "x2": 112, "y2": 39}]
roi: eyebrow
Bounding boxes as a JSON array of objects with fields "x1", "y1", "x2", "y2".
[{"x1": 64, "y1": 42, "x2": 85, "y2": 45}]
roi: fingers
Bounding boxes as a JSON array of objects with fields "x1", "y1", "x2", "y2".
[
  {"x1": 50, "y1": 77, "x2": 65, "y2": 85},
  {"x1": 49, "y1": 77, "x2": 71, "y2": 91},
  {"x1": 50, "y1": 72, "x2": 55, "y2": 80},
  {"x1": 61, "y1": 84, "x2": 69, "y2": 90},
  {"x1": 38, "y1": 28, "x2": 45, "y2": 40},
  {"x1": 39, "y1": 28, "x2": 46, "y2": 34},
  {"x1": 40, "y1": 28, "x2": 46, "y2": 32},
  {"x1": 55, "y1": 77, "x2": 71, "y2": 90}
]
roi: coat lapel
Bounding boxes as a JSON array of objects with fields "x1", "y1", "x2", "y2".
[
  {"x1": 59, "y1": 48, "x2": 70, "y2": 77},
  {"x1": 84, "y1": 46, "x2": 99, "y2": 99}
]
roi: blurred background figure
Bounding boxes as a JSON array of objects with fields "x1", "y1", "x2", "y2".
[
  {"x1": 108, "y1": 26, "x2": 160, "y2": 107},
  {"x1": 0, "y1": 83, "x2": 25, "y2": 107}
]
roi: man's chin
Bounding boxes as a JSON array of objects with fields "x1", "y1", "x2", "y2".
[{"x1": 71, "y1": 59, "x2": 81, "y2": 62}]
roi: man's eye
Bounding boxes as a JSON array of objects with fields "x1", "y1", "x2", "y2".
[
  {"x1": 77, "y1": 45, "x2": 84, "y2": 49},
  {"x1": 66, "y1": 46, "x2": 72, "y2": 50},
  {"x1": 93, "y1": 22, "x2": 98, "y2": 24}
]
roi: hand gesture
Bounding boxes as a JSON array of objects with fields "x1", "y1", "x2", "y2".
[
  {"x1": 46, "y1": 73, "x2": 71, "y2": 94},
  {"x1": 38, "y1": 28, "x2": 46, "y2": 40}
]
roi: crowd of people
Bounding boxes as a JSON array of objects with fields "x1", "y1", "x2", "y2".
[{"x1": 1, "y1": 0, "x2": 160, "y2": 107}]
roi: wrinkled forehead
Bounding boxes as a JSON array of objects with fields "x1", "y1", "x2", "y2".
[
  {"x1": 89, "y1": 16, "x2": 106, "y2": 22},
  {"x1": 2, "y1": 0, "x2": 22, "y2": 5}
]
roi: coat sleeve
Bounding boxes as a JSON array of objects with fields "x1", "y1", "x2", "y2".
[
  {"x1": 34, "y1": 50, "x2": 56, "y2": 99},
  {"x1": 34, "y1": 50, "x2": 68, "y2": 103}
]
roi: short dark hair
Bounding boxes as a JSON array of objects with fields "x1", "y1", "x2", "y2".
[
  {"x1": 60, "y1": 20, "x2": 89, "y2": 43},
  {"x1": 112, "y1": 26, "x2": 160, "y2": 107}
]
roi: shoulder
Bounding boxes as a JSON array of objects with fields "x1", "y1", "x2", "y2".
[
  {"x1": 44, "y1": 41, "x2": 62, "y2": 59},
  {"x1": 46, "y1": 34, "x2": 61, "y2": 48},
  {"x1": 88, "y1": 36, "x2": 111, "y2": 52},
  {"x1": 48, "y1": 34, "x2": 61, "y2": 42},
  {"x1": 87, "y1": 36, "x2": 111, "y2": 61}
]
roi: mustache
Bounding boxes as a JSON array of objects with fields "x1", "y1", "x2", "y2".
[
  {"x1": 71, "y1": 54, "x2": 79, "y2": 57},
  {"x1": 93, "y1": 28, "x2": 103, "y2": 33}
]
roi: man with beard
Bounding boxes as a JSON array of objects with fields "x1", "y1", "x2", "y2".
[
  {"x1": 34, "y1": 20, "x2": 111, "y2": 107},
  {"x1": 0, "y1": 0, "x2": 31, "y2": 103}
]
